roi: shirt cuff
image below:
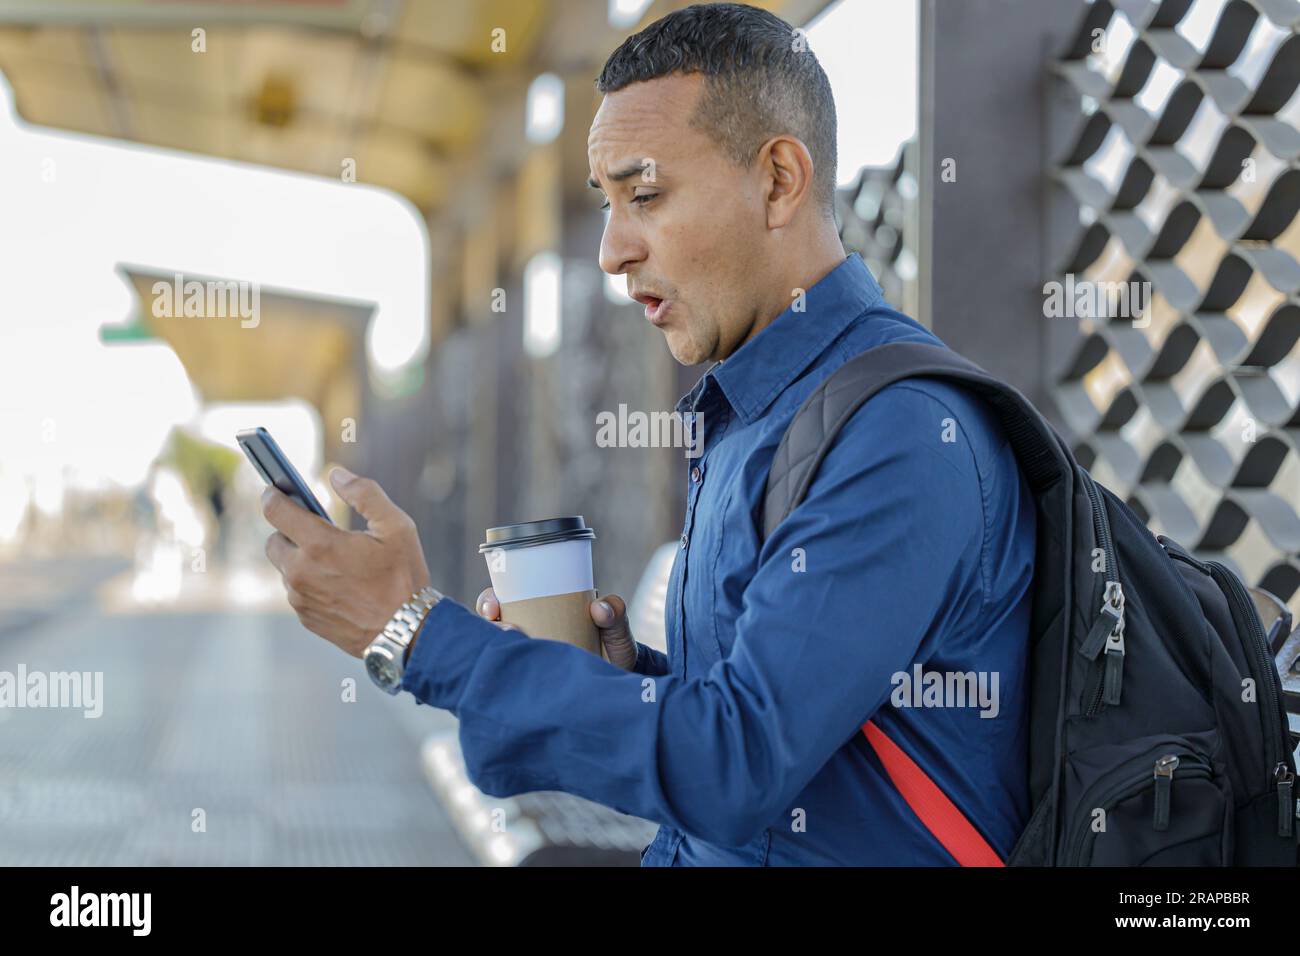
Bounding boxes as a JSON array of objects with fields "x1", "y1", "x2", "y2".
[
  {"x1": 400, "y1": 598, "x2": 514, "y2": 711},
  {"x1": 633, "y1": 640, "x2": 669, "y2": 676}
]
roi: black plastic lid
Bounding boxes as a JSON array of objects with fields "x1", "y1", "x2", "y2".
[{"x1": 479, "y1": 516, "x2": 595, "y2": 553}]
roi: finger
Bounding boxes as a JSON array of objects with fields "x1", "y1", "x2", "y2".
[
  {"x1": 591, "y1": 594, "x2": 637, "y2": 670},
  {"x1": 264, "y1": 531, "x2": 298, "y2": 575},
  {"x1": 261, "y1": 486, "x2": 331, "y2": 546},
  {"x1": 475, "y1": 587, "x2": 501, "y2": 621},
  {"x1": 591, "y1": 593, "x2": 628, "y2": 632},
  {"x1": 296, "y1": 611, "x2": 330, "y2": 638},
  {"x1": 329, "y1": 468, "x2": 407, "y2": 531},
  {"x1": 285, "y1": 585, "x2": 312, "y2": 615}
]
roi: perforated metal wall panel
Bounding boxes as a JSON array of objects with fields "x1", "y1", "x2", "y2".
[{"x1": 1051, "y1": 0, "x2": 1300, "y2": 619}]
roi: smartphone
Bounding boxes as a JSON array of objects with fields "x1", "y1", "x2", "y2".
[{"x1": 236, "y1": 427, "x2": 334, "y2": 525}]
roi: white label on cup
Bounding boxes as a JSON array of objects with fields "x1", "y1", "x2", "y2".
[{"x1": 485, "y1": 538, "x2": 594, "y2": 604}]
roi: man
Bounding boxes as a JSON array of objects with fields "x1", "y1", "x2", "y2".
[{"x1": 262, "y1": 2, "x2": 1037, "y2": 865}]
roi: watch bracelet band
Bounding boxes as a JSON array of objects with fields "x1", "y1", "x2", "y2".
[{"x1": 385, "y1": 585, "x2": 441, "y2": 661}]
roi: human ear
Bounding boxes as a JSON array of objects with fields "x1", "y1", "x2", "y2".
[{"x1": 760, "y1": 135, "x2": 816, "y2": 229}]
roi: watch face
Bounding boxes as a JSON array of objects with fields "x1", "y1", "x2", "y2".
[{"x1": 365, "y1": 643, "x2": 400, "y2": 692}]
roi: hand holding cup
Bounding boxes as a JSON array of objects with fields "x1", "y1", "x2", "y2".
[
  {"x1": 475, "y1": 587, "x2": 639, "y2": 671},
  {"x1": 479, "y1": 516, "x2": 603, "y2": 655}
]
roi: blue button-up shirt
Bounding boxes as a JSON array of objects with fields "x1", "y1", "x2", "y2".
[{"x1": 403, "y1": 251, "x2": 1036, "y2": 865}]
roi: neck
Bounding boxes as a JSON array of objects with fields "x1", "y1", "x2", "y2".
[{"x1": 724, "y1": 224, "x2": 847, "y2": 360}]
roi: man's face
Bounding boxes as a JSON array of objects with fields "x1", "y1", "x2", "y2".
[{"x1": 587, "y1": 72, "x2": 766, "y2": 366}]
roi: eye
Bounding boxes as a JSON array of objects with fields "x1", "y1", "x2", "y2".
[{"x1": 600, "y1": 193, "x2": 658, "y2": 212}]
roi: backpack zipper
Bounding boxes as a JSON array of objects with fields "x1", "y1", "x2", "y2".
[
  {"x1": 1158, "y1": 535, "x2": 1211, "y2": 574},
  {"x1": 1205, "y1": 560, "x2": 1295, "y2": 838},
  {"x1": 1080, "y1": 475, "x2": 1124, "y2": 714},
  {"x1": 1068, "y1": 749, "x2": 1211, "y2": 864},
  {"x1": 1153, "y1": 754, "x2": 1179, "y2": 831},
  {"x1": 1275, "y1": 764, "x2": 1295, "y2": 838}
]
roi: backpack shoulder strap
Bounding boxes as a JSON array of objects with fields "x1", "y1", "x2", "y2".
[
  {"x1": 761, "y1": 340, "x2": 1074, "y2": 867},
  {"x1": 762, "y1": 341, "x2": 1071, "y2": 540}
]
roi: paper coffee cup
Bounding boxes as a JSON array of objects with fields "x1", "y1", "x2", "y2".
[{"x1": 479, "y1": 516, "x2": 600, "y2": 656}]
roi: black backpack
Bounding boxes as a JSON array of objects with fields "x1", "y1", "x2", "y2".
[{"x1": 762, "y1": 341, "x2": 1298, "y2": 866}]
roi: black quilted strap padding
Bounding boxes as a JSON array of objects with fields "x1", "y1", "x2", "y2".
[{"x1": 762, "y1": 342, "x2": 1074, "y2": 541}]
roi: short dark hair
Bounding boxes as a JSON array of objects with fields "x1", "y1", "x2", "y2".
[{"x1": 595, "y1": 2, "x2": 838, "y2": 218}]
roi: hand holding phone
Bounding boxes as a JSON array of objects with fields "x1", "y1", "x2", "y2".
[{"x1": 236, "y1": 427, "x2": 334, "y2": 525}]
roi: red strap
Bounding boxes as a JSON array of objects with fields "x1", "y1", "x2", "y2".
[{"x1": 862, "y1": 719, "x2": 1004, "y2": 867}]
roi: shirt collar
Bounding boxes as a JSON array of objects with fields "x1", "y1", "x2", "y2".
[{"x1": 675, "y1": 252, "x2": 883, "y2": 425}]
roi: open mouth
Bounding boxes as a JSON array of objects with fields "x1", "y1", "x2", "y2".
[{"x1": 632, "y1": 292, "x2": 671, "y2": 325}]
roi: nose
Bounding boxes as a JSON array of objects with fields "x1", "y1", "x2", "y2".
[{"x1": 597, "y1": 207, "x2": 646, "y2": 279}]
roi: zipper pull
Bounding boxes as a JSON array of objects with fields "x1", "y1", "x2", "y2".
[
  {"x1": 1102, "y1": 625, "x2": 1125, "y2": 706},
  {"x1": 1275, "y1": 764, "x2": 1295, "y2": 838},
  {"x1": 1154, "y1": 754, "x2": 1179, "y2": 831},
  {"x1": 1080, "y1": 602, "x2": 1122, "y2": 660},
  {"x1": 1080, "y1": 582, "x2": 1125, "y2": 661}
]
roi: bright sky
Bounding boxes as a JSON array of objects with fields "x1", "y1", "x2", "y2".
[
  {"x1": 0, "y1": 71, "x2": 429, "y2": 502},
  {"x1": 808, "y1": 0, "x2": 919, "y2": 178}
]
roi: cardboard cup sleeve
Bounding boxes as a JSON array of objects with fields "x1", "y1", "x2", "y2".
[{"x1": 498, "y1": 588, "x2": 601, "y2": 656}]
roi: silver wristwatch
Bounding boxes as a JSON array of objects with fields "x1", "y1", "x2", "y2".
[{"x1": 364, "y1": 586, "x2": 442, "y2": 695}]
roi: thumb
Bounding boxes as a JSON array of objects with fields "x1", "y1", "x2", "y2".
[
  {"x1": 329, "y1": 467, "x2": 403, "y2": 530},
  {"x1": 592, "y1": 594, "x2": 637, "y2": 671}
]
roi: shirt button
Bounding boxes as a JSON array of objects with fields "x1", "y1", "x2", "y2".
[
  {"x1": 680, "y1": 533, "x2": 689, "y2": 550},
  {"x1": 690, "y1": 466, "x2": 702, "y2": 483}
]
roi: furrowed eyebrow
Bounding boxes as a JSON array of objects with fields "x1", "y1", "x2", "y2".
[{"x1": 586, "y1": 161, "x2": 654, "y2": 190}]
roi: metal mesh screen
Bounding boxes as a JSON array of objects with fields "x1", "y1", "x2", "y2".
[
  {"x1": 1051, "y1": 0, "x2": 1300, "y2": 619},
  {"x1": 837, "y1": 0, "x2": 1298, "y2": 620}
]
